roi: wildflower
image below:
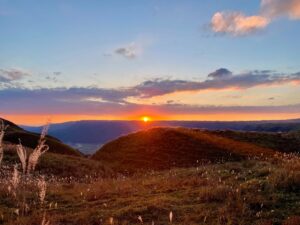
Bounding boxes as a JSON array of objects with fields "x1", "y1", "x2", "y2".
[
  {"x1": 7, "y1": 185, "x2": 12, "y2": 194},
  {"x1": 169, "y1": 211, "x2": 173, "y2": 223},
  {"x1": 109, "y1": 217, "x2": 114, "y2": 225},
  {"x1": 138, "y1": 215, "x2": 143, "y2": 223},
  {"x1": 14, "y1": 209, "x2": 19, "y2": 216}
]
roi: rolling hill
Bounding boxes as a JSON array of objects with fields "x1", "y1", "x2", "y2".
[
  {"x1": 23, "y1": 119, "x2": 300, "y2": 154},
  {"x1": 92, "y1": 127, "x2": 277, "y2": 173},
  {"x1": 1, "y1": 118, "x2": 81, "y2": 156},
  {"x1": 207, "y1": 130, "x2": 300, "y2": 154}
]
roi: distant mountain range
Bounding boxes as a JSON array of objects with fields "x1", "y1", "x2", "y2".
[{"x1": 22, "y1": 119, "x2": 300, "y2": 154}]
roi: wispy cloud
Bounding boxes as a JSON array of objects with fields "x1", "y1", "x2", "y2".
[
  {"x1": 1, "y1": 68, "x2": 300, "y2": 118},
  {"x1": 0, "y1": 68, "x2": 31, "y2": 83},
  {"x1": 0, "y1": 69, "x2": 300, "y2": 110},
  {"x1": 1, "y1": 87, "x2": 300, "y2": 116},
  {"x1": 134, "y1": 69, "x2": 300, "y2": 98},
  {"x1": 211, "y1": 0, "x2": 300, "y2": 36},
  {"x1": 114, "y1": 42, "x2": 141, "y2": 59}
]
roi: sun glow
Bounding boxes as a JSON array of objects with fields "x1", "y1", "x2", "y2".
[{"x1": 141, "y1": 116, "x2": 151, "y2": 122}]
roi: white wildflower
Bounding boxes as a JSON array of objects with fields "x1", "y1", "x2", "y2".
[
  {"x1": 169, "y1": 211, "x2": 173, "y2": 223},
  {"x1": 14, "y1": 209, "x2": 19, "y2": 216},
  {"x1": 109, "y1": 217, "x2": 114, "y2": 225},
  {"x1": 138, "y1": 215, "x2": 143, "y2": 223}
]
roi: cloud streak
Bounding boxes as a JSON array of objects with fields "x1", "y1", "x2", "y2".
[
  {"x1": 1, "y1": 87, "x2": 300, "y2": 116},
  {"x1": 0, "y1": 68, "x2": 300, "y2": 116},
  {"x1": 134, "y1": 69, "x2": 300, "y2": 98},
  {"x1": 114, "y1": 42, "x2": 141, "y2": 59}
]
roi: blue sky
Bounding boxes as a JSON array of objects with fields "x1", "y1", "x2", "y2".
[{"x1": 1, "y1": 0, "x2": 300, "y2": 124}]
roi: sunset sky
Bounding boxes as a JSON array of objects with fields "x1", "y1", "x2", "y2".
[{"x1": 1, "y1": 0, "x2": 300, "y2": 125}]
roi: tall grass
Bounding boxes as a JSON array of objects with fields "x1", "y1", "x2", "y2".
[
  {"x1": 0, "y1": 122, "x2": 51, "y2": 224},
  {"x1": 0, "y1": 119, "x2": 8, "y2": 167},
  {"x1": 15, "y1": 124, "x2": 50, "y2": 175}
]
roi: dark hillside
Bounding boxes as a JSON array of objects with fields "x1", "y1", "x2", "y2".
[
  {"x1": 1, "y1": 118, "x2": 81, "y2": 156},
  {"x1": 209, "y1": 130, "x2": 300, "y2": 153}
]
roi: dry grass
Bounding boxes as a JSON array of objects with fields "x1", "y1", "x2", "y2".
[{"x1": 1, "y1": 154, "x2": 299, "y2": 225}]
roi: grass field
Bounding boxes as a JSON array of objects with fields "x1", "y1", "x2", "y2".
[{"x1": 1, "y1": 154, "x2": 300, "y2": 225}]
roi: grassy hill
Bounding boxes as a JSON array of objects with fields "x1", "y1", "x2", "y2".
[
  {"x1": 1, "y1": 146, "x2": 113, "y2": 179},
  {"x1": 92, "y1": 127, "x2": 277, "y2": 173},
  {"x1": 1, "y1": 118, "x2": 81, "y2": 157},
  {"x1": 1, "y1": 118, "x2": 112, "y2": 179},
  {"x1": 208, "y1": 130, "x2": 300, "y2": 154}
]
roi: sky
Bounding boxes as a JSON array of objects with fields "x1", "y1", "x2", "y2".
[{"x1": 1, "y1": 0, "x2": 300, "y2": 125}]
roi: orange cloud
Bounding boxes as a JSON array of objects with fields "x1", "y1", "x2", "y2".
[
  {"x1": 261, "y1": 0, "x2": 300, "y2": 19},
  {"x1": 211, "y1": 12, "x2": 269, "y2": 36},
  {"x1": 211, "y1": 0, "x2": 300, "y2": 36}
]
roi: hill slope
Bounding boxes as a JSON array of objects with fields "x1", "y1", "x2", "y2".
[
  {"x1": 208, "y1": 130, "x2": 300, "y2": 154},
  {"x1": 92, "y1": 127, "x2": 277, "y2": 173},
  {"x1": 1, "y1": 118, "x2": 81, "y2": 156},
  {"x1": 23, "y1": 119, "x2": 300, "y2": 154}
]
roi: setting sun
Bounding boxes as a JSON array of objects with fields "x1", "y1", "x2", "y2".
[{"x1": 142, "y1": 116, "x2": 151, "y2": 122}]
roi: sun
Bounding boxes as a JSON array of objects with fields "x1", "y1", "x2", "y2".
[{"x1": 141, "y1": 116, "x2": 151, "y2": 123}]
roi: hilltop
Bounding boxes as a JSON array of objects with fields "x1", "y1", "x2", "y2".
[{"x1": 92, "y1": 127, "x2": 277, "y2": 173}]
